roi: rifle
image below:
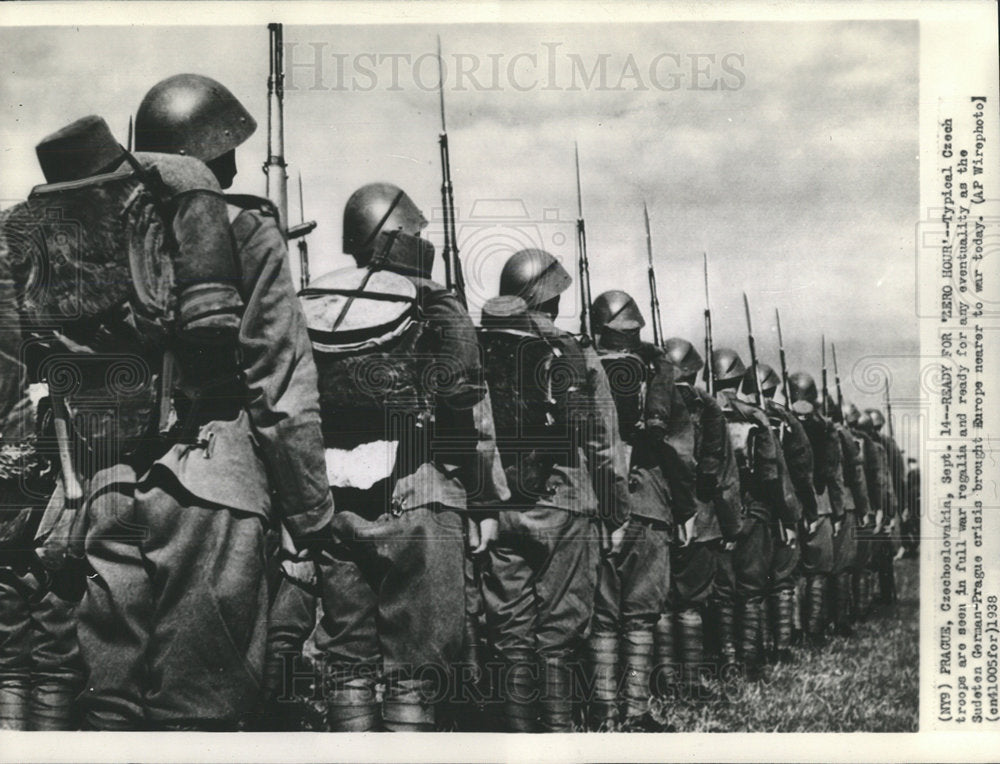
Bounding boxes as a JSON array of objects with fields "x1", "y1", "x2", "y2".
[
  {"x1": 437, "y1": 37, "x2": 467, "y2": 307},
  {"x1": 775, "y1": 308, "x2": 792, "y2": 406},
  {"x1": 832, "y1": 342, "x2": 844, "y2": 415},
  {"x1": 265, "y1": 23, "x2": 289, "y2": 230},
  {"x1": 821, "y1": 334, "x2": 829, "y2": 417},
  {"x1": 574, "y1": 141, "x2": 593, "y2": 342},
  {"x1": 643, "y1": 202, "x2": 664, "y2": 348},
  {"x1": 703, "y1": 252, "x2": 715, "y2": 395},
  {"x1": 742, "y1": 292, "x2": 761, "y2": 406}
]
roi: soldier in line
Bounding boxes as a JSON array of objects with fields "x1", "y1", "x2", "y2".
[
  {"x1": 0, "y1": 359, "x2": 82, "y2": 729},
  {"x1": 662, "y1": 339, "x2": 742, "y2": 695},
  {"x1": 478, "y1": 250, "x2": 630, "y2": 732},
  {"x1": 829, "y1": 399, "x2": 870, "y2": 637},
  {"x1": 866, "y1": 409, "x2": 901, "y2": 604},
  {"x1": 585, "y1": 291, "x2": 695, "y2": 729},
  {"x1": 787, "y1": 372, "x2": 843, "y2": 647},
  {"x1": 67, "y1": 76, "x2": 336, "y2": 730},
  {"x1": 862, "y1": 410, "x2": 899, "y2": 605},
  {"x1": 711, "y1": 349, "x2": 795, "y2": 680},
  {"x1": 302, "y1": 183, "x2": 506, "y2": 731},
  {"x1": 746, "y1": 364, "x2": 810, "y2": 662},
  {"x1": 843, "y1": 404, "x2": 877, "y2": 622}
]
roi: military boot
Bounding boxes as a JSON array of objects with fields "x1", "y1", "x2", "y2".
[
  {"x1": 677, "y1": 608, "x2": 712, "y2": 700},
  {"x1": 768, "y1": 588, "x2": 796, "y2": 662},
  {"x1": 834, "y1": 572, "x2": 854, "y2": 637},
  {"x1": 584, "y1": 631, "x2": 618, "y2": 730},
  {"x1": 30, "y1": 680, "x2": 77, "y2": 730},
  {"x1": 804, "y1": 575, "x2": 828, "y2": 649},
  {"x1": 502, "y1": 650, "x2": 538, "y2": 733},
  {"x1": 383, "y1": 677, "x2": 434, "y2": 732},
  {"x1": 326, "y1": 675, "x2": 379, "y2": 732},
  {"x1": 538, "y1": 657, "x2": 574, "y2": 733},
  {"x1": 620, "y1": 629, "x2": 655, "y2": 725},
  {"x1": 0, "y1": 679, "x2": 29, "y2": 730},
  {"x1": 716, "y1": 601, "x2": 739, "y2": 672},
  {"x1": 739, "y1": 598, "x2": 764, "y2": 681},
  {"x1": 878, "y1": 558, "x2": 898, "y2": 605},
  {"x1": 652, "y1": 612, "x2": 677, "y2": 699}
]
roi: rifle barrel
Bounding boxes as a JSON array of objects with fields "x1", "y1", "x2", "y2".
[
  {"x1": 776, "y1": 308, "x2": 791, "y2": 405},
  {"x1": 703, "y1": 252, "x2": 714, "y2": 394},
  {"x1": 644, "y1": 202, "x2": 663, "y2": 348},
  {"x1": 743, "y1": 292, "x2": 761, "y2": 404},
  {"x1": 575, "y1": 142, "x2": 592, "y2": 339},
  {"x1": 265, "y1": 23, "x2": 288, "y2": 230}
]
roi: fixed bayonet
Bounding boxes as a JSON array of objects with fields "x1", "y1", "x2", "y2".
[
  {"x1": 643, "y1": 202, "x2": 663, "y2": 348},
  {"x1": 743, "y1": 292, "x2": 762, "y2": 405},
  {"x1": 575, "y1": 141, "x2": 593, "y2": 341},
  {"x1": 832, "y1": 342, "x2": 844, "y2": 414},
  {"x1": 436, "y1": 36, "x2": 467, "y2": 307},
  {"x1": 703, "y1": 252, "x2": 715, "y2": 395},
  {"x1": 775, "y1": 308, "x2": 792, "y2": 405},
  {"x1": 821, "y1": 334, "x2": 829, "y2": 417}
]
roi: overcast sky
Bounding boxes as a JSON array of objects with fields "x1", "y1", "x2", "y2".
[{"x1": 0, "y1": 21, "x2": 919, "y2": 436}]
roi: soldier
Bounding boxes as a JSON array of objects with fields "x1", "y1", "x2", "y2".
[
  {"x1": 828, "y1": 398, "x2": 870, "y2": 636},
  {"x1": 862, "y1": 409, "x2": 898, "y2": 605},
  {"x1": 844, "y1": 404, "x2": 877, "y2": 622},
  {"x1": 866, "y1": 409, "x2": 901, "y2": 603},
  {"x1": 585, "y1": 292, "x2": 694, "y2": 729},
  {"x1": 663, "y1": 338, "x2": 741, "y2": 695},
  {"x1": 712, "y1": 349, "x2": 795, "y2": 679},
  {"x1": 67, "y1": 75, "x2": 336, "y2": 730},
  {"x1": 744, "y1": 363, "x2": 809, "y2": 661},
  {"x1": 302, "y1": 182, "x2": 505, "y2": 732},
  {"x1": 478, "y1": 250, "x2": 629, "y2": 732},
  {"x1": 787, "y1": 371, "x2": 844, "y2": 647},
  {"x1": 0, "y1": 376, "x2": 82, "y2": 729}
]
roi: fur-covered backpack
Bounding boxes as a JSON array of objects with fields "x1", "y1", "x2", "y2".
[{"x1": 301, "y1": 265, "x2": 435, "y2": 452}]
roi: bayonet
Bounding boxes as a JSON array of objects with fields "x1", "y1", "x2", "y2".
[
  {"x1": 832, "y1": 342, "x2": 844, "y2": 414},
  {"x1": 127, "y1": 116, "x2": 133, "y2": 153},
  {"x1": 436, "y1": 36, "x2": 467, "y2": 306},
  {"x1": 775, "y1": 308, "x2": 792, "y2": 405},
  {"x1": 743, "y1": 292, "x2": 761, "y2": 405},
  {"x1": 703, "y1": 252, "x2": 715, "y2": 395},
  {"x1": 821, "y1": 334, "x2": 829, "y2": 417},
  {"x1": 643, "y1": 202, "x2": 663, "y2": 348},
  {"x1": 885, "y1": 378, "x2": 894, "y2": 440},
  {"x1": 575, "y1": 141, "x2": 593, "y2": 341}
]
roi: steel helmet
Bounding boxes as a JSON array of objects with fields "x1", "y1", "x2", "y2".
[
  {"x1": 743, "y1": 361, "x2": 780, "y2": 398},
  {"x1": 788, "y1": 371, "x2": 818, "y2": 404},
  {"x1": 135, "y1": 74, "x2": 256, "y2": 161},
  {"x1": 857, "y1": 411, "x2": 875, "y2": 433},
  {"x1": 591, "y1": 290, "x2": 645, "y2": 334},
  {"x1": 711, "y1": 348, "x2": 747, "y2": 385},
  {"x1": 342, "y1": 183, "x2": 427, "y2": 258},
  {"x1": 866, "y1": 409, "x2": 886, "y2": 432},
  {"x1": 843, "y1": 402, "x2": 861, "y2": 427},
  {"x1": 663, "y1": 337, "x2": 703, "y2": 380},
  {"x1": 498, "y1": 249, "x2": 572, "y2": 308}
]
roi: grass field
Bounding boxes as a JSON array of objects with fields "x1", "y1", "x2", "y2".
[
  {"x1": 277, "y1": 558, "x2": 919, "y2": 733},
  {"x1": 651, "y1": 557, "x2": 919, "y2": 733}
]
